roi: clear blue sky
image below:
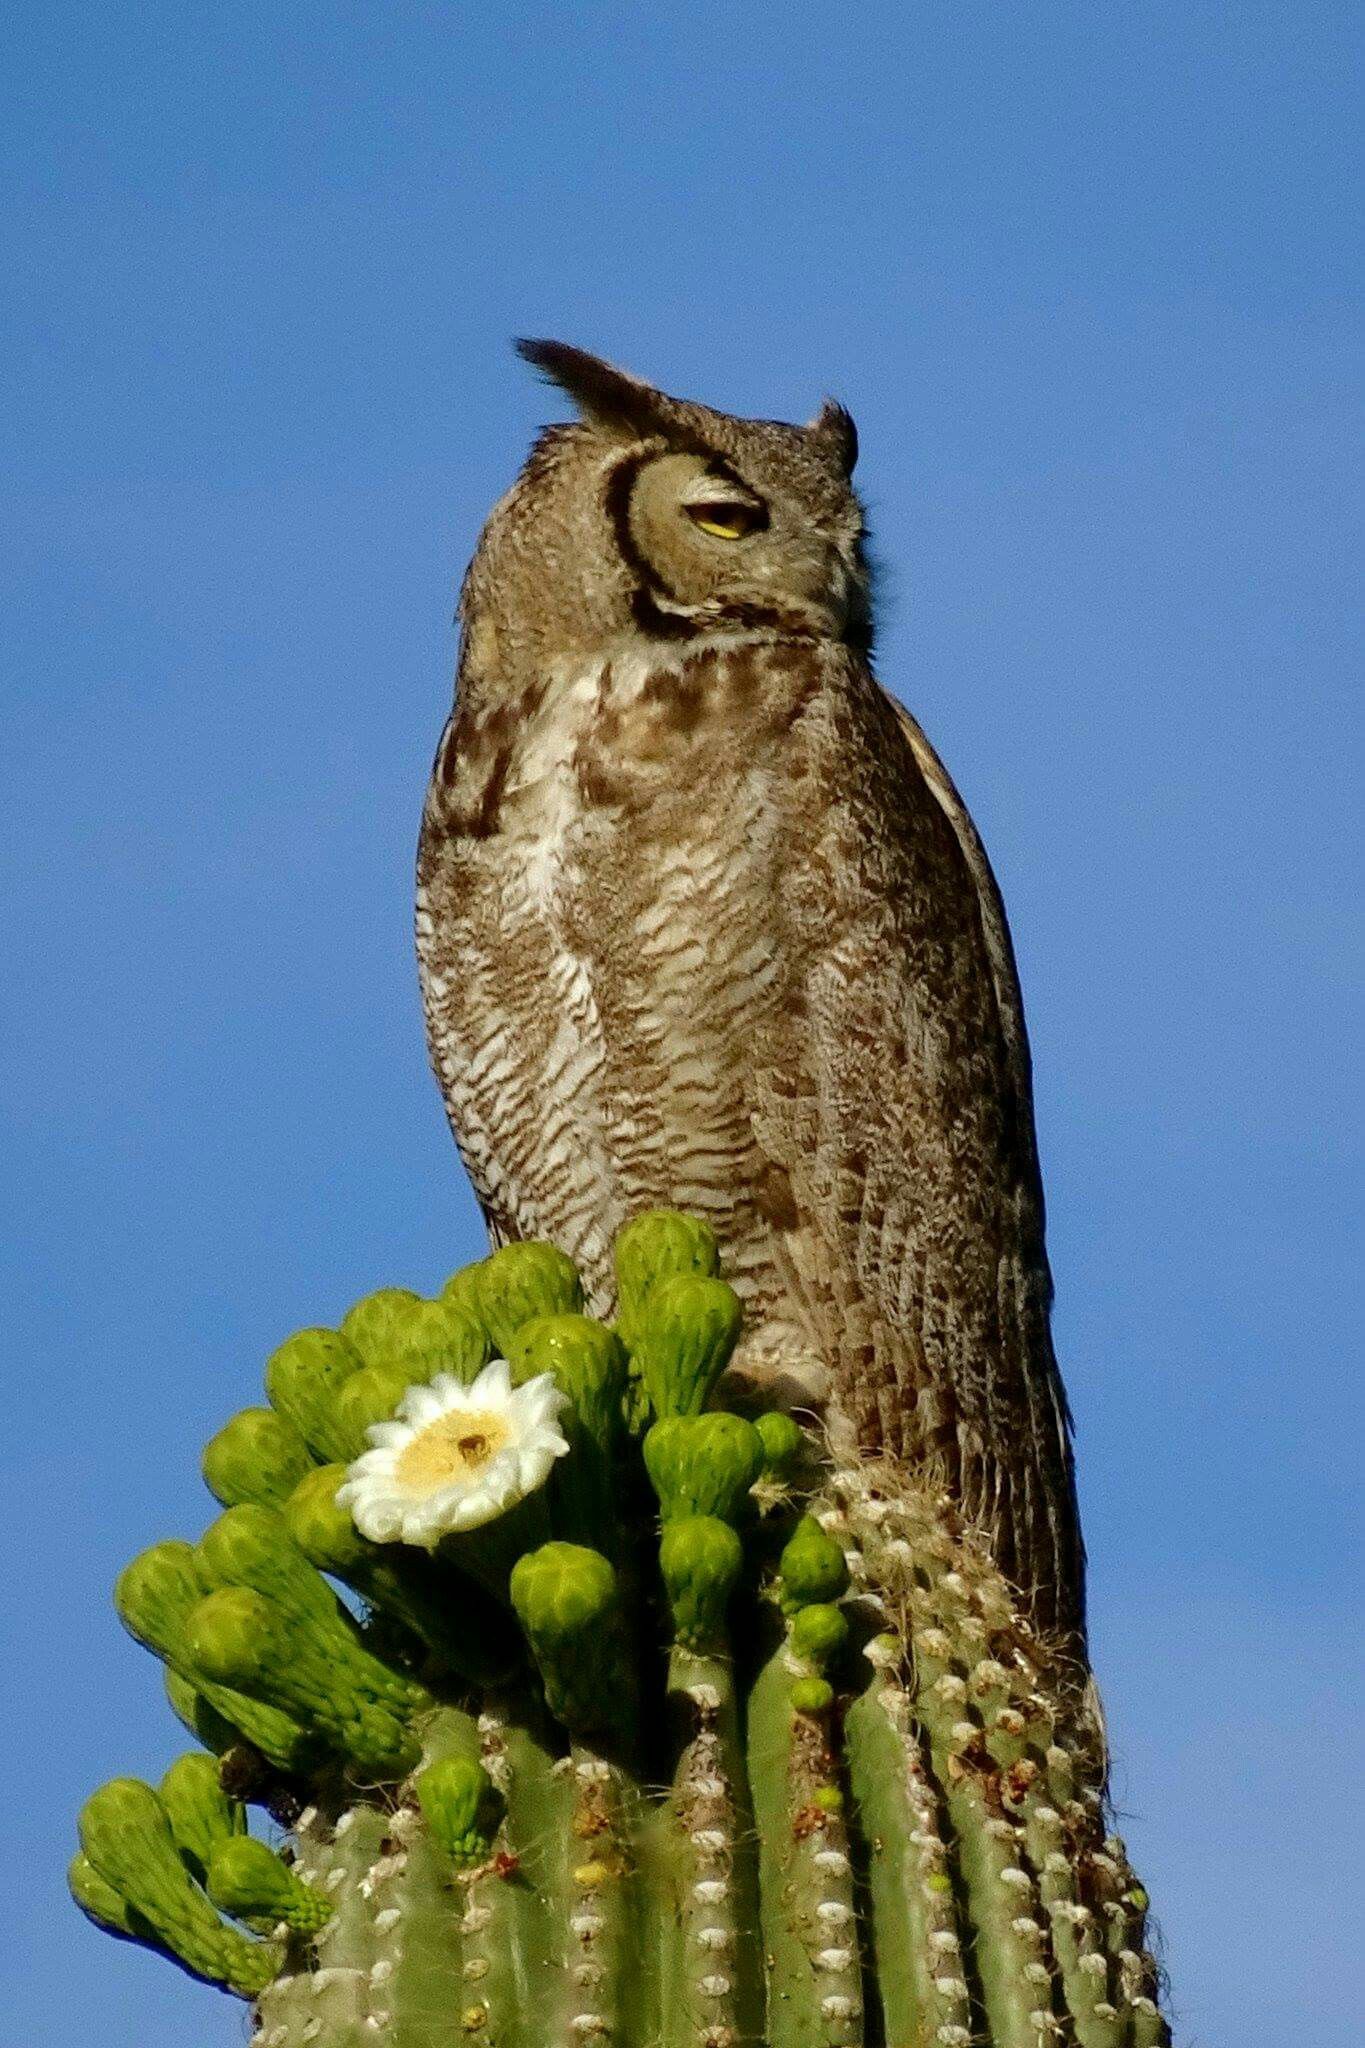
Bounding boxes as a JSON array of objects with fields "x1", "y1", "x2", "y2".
[{"x1": 3, "y1": 5, "x2": 1359, "y2": 2042}]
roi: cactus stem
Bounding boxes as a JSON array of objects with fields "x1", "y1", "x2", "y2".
[
  {"x1": 453, "y1": 1853, "x2": 516, "y2": 2046},
  {"x1": 433, "y1": 1702, "x2": 528, "y2": 2047},
  {"x1": 471, "y1": 1694, "x2": 582, "y2": 2046},
  {"x1": 843, "y1": 1669, "x2": 974, "y2": 2048},
  {"x1": 914, "y1": 1654, "x2": 1063, "y2": 2046},
  {"x1": 1023, "y1": 1800, "x2": 1126, "y2": 2047},
  {"x1": 556, "y1": 1746, "x2": 639, "y2": 2044},
  {"x1": 667, "y1": 1646, "x2": 763, "y2": 2047},
  {"x1": 359, "y1": 1800, "x2": 473, "y2": 2048},
  {"x1": 253, "y1": 1809, "x2": 383, "y2": 2045},
  {"x1": 748, "y1": 1637, "x2": 865, "y2": 2047}
]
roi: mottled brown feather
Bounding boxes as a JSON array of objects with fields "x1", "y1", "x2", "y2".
[{"x1": 416, "y1": 349, "x2": 1086, "y2": 1648}]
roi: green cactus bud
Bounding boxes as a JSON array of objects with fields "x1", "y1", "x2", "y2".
[
  {"x1": 790, "y1": 1601, "x2": 850, "y2": 1671},
  {"x1": 439, "y1": 1258, "x2": 489, "y2": 1323},
  {"x1": 753, "y1": 1410, "x2": 804, "y2": 1475},
  {"x1": 187, "y1": 1586, "x2": 422, "y2": 1780},
  {"x1": 115, "y1": 1541, "x2": 316, "y2": 1773},
  {"x1": 391, "y1": 1295, "x2": 489, "y2": 1382},
  {"x1": 659, "y1": 1515, "x2": 743, "y2": 1649},
  {"x1": 612, "y1": 1210, "x2": 719, "y2": 1351},
  {"x1": 201, "y1": 1407, "x2": 315, "y2": 1510},
  {"x1": 507, "y1": 1314, "x2": 627, "y2": 1544},
  {"x1": 632, "y1": 1273, "x2": 743, "y2": 1419},
  {"x1": 339, "y1": 1288, "x2": 488, "y2": 1387},
  {"x1": 338, "y1": 1286, "x2": 424, "y2": 1367},
  {"x1": 509, "y1": 1541, "x2": 627, "y2": 1733},
  {"x1": 778, "y1": 1515, "x2": 851, "y2": 1613},
  {"x1": 115, "y1": 1539, "x2": 211, "y2": 1657},
  {"x1": 506, "y1": 1312, "x2": 625, "y2": 1411},
  {"x1": 263, "y1": 1327, "x2": 365, "y2": 1465},
  {"x1": 332, "y1": 1334, "x2": 509, "y2": 1466},
  {"x1": 77, "y1": 1778, "x2": 279, "y2": 1996},
  {"x1": 416, "y1": 1757, "x2": 503, "y2": 1870},
  {"x1": 163, "y1": 1670, "x2": 239, "y2": 1755},
  {"x1": 790, "y1": 1676, "x2": 835, "y2": 1715},
  {"x1": 643, "y1": 1413, "x2": 764, "y2": 1523},
  {"x1": 199, "y1": 1501, "x2": 422, "y2": 1706},
  {"x1": 69, "y1": 1851, "x2": 165, "y2": 1950},
  {"x1": 274, "y1": 1301, "x2": 471, "y2": 1471},
  {"x1": 182, "y1": 1588, "x2": 284, "y2": 1690},
  {"x1": 333, "y1": 1355, "x2": 418, "y2": 1460},
  {"x1": 280, "y1": 1462, "x2": 369, "y2": 1577},
  {"x1": 473, "y1": 1241, "x2": 584, "y2": 1356},
  {"x1": 196, "y1": 1503, "x2": 343, "y2": 1633},
  {"x1": 205, "y1": 1835, "x2": 332, "y2": 1934},
  {"x1": 812, "y1": 1784, "x2": 844, "y2": 1814},
  {"x1": 158, "y1": 1752, "x2": 245, "y2": 1884}
]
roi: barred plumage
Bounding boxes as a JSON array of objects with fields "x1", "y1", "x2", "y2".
[{"x1": 417, "y1": 343, "x2": 1084, "y2": 1646}]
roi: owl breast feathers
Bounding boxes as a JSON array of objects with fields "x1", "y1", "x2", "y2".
[{"x1": 417, "y1": 342, "x2": 1085, "y2": 1647}]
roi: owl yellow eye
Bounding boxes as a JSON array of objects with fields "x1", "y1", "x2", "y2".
[{"x1": 684, "y1": 500, "x2": 765, "y2": 540}]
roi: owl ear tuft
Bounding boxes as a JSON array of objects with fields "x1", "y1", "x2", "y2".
[
  {"x1": 515, "y1": 339, "x2": 682, "y2": 441},
  {"x1": 807, "y1": 398, "x2": 858, "y2": 477}
]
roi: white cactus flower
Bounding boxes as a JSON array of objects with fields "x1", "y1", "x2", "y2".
[{"x1": 337, "y1": 1359, "x2": 569, "y2": 1546}]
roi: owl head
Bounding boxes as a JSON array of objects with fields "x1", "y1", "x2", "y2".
[{"x1": 460, "y1": 342, "x2": 872, "y2": 679}]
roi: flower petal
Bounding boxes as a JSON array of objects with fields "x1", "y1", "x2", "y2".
[
  {"x1": 472, "y1": 1356, "x2": 513, "y2": 1403},
  {"x1": 336, "y1": 1335, "x2": 572, "y2": 1547},
  {"x1": 396, "y1": 1382, "x2": 447, "y2": 1427}
]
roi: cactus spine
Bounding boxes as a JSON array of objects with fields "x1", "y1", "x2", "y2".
[{"x1": 74, "y1": 1214, "x2": 1170, "y2": 2045}]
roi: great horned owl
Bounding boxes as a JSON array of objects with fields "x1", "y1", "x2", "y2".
[{"x1": 417, "y1": 342, "x2": 1085, "y2": 1645}]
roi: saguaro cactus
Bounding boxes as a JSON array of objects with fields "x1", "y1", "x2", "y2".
[{"x1": 73, "y1": 1214, "x2": 1170, "y2": 2046}]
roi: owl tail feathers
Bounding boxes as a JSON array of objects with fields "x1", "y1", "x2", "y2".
[{"x1": 75, "y1": 1208, "x2": 1169, "y2": 2047}]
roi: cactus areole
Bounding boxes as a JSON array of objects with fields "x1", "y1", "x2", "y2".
[{"x1": 75, "y1": 1215, "x2": 1170, "y2": 2045}]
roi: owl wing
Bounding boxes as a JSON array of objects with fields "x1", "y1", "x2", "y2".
[
  {"x1": 886, "y1": 698, "x2": 1041, "y2": 1193},
  {"x1": 757, "y1": 670, "x2": 1084, "y2": 1641},
  {"x1": 889, "y1": 695, "x2": 1082, "y2": 1619}
]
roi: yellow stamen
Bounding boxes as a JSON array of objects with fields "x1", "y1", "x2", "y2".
[{"x1": 394, "y1": 1410, "x2": 509, "y2": 1493}]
